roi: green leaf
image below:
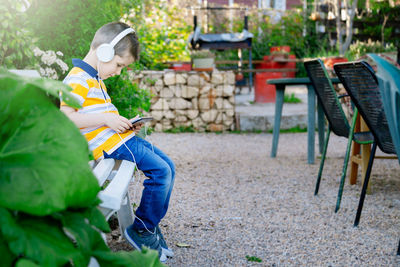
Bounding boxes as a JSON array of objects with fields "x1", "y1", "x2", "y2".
[
  {"x1": 0, "y1": 229, "x2": 16, "y2": 266},
  {"x1": 15, "y1": 259, "x2": 41, "y2": 267},
  {"x1": 82, "y1": 206, "x2": 111, "y2": 233},
  {"x1": 0, "y1": 68, "x2": 80, "y2": 108},
  {"x1": 56, "y1": 209, "x2": 109, "y2": 258},
  {"x1": 93, "y1": 247, "x2": 167, "y2": 267},
  {"x1": 0, "y1": 68, "x2": 100, "y2": 215},
  {"x1": 0, "y1": 208, "x2": 82, "y2": 266}
]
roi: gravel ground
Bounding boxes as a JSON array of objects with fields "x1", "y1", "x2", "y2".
[{"x1": 108, "y1": 132, "x2": 400, "y2": 266}]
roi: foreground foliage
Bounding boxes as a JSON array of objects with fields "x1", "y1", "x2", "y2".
[{"x1": 0, "y1": 68, "x2": 164, "y2": 266}]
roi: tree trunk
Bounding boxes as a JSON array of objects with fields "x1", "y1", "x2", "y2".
[
  {"x1": 340, "y1": 0, "x2": 358, "y2": 55},
  {"x1": 335, "y1": 0, "x2": 343, "y2": 54}
]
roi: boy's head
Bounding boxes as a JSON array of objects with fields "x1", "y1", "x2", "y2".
[{"x1": 91, "y1": 22, "x2": 139, "y2": 79}]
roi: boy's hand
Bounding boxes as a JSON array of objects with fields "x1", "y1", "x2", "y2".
[
  {"x1": 103, "y1": 113, "x2": 133, "y2": 133},
  {"x1": 130, "y1": 115, "x2": 143, "y2": 134}
]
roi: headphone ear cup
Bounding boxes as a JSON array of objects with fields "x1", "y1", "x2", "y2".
[{"x1": 96, "y1": 44, "x2": 115, "y2": 62}]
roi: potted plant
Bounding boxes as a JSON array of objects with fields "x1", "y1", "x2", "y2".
[{"x1": 191, "y1": 50, "x2": 215, "y2": 71}]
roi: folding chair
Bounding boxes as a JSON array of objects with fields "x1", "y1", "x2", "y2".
[
  {"x1": 333, "y1": 61, "x2": 397, "y2": 227},
  {"x1": 304, "y1": 59, "x2": 374, "y2": 212}
]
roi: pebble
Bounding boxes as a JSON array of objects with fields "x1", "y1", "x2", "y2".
[{"x1": 108, "y1": 132, "x2": 400, "y2": 266}]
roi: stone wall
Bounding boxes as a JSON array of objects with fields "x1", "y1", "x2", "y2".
[{"x1": 130, "y1": 70, "x2": 236, "y2": 132}]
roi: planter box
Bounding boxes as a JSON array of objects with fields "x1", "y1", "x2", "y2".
[{"x1": 192, "y1": 58, "x2": 214, "y2": 70}]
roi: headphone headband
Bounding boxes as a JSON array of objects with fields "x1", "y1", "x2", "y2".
[
  {"x1": 96, "y1": 27, "x2": 135, "y2": 63},
  {"x1": 109, "y1": 28, "x2": 135, "y2": 48}
]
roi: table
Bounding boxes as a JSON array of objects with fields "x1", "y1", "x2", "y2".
[{"x1": 267, "y1": 77, "x2": 340, "y2": 164}]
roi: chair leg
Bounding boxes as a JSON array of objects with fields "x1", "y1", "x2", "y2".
[
  {"x1": 397, "y1": 238, "x2": 400, "y2": 255},
  {"x1": 335, "y1": 112, "x2": 357, "y2": 212},
  {"x1": 315, "y1": 127, "x2": 331, "y2": 195},
  {"x1": 354, "y1": 141, "x2": 377, "y2": 227}
]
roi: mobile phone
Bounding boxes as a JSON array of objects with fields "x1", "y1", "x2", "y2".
[{"x1": 130, "y1": 117, "x2": 153, "y2": 126}]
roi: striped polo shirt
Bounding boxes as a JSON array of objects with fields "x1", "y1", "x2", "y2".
[{"x1": 61, "y1": 58, "x2": 135, "y2": 160}]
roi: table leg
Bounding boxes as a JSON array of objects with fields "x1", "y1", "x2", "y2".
[
  {"x1": 317, "y1": 100, "x2": 325, "y2": 154},
  {"x1": 361, "y1": 119, "x2": 372, "y2": 194},
  {"x1": 271, "y1": 85, "x2": 285, "y2": 158},
  {"x1": 349, "y1": 114, "x2": 361, "y2": 185},
  {"x1": 307, "y1": 84, "x2": 316, "y2": 164}
]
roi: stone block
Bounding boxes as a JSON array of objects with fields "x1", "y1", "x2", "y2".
[
  {"x1": 214, "y1": 98, "x2": 223, "y2": 109},
  {"x1": 169, "y1": 98, "x2": 192, "y2": 110},
  {"x1": 187, "y1": 74, "x2": 200, "y2": 86},
  {"x1": 176, "y1": 73, "x2": 187, "y2": 84},
  {"x1": 164, "y1": 110, "x2": 175, "y2": 119},
  {"x1": 152, "y1": 99, "x2": 169, "y2": 110},
  {"x1": 160, "y1": 87, "x2": 174, "y2": 98},
  {"x1": 200, "y1": 109, "x2": 218, "y2": 122},
  {"x1": 182, "y1": 86, "x2": 199, "y2": 98},
  {"x1": 223, "y1": 99, "x2": 233, "y2": 109},
  {"x1": 223, "y1": 85, "x2": 235, "y2": 96},
  {"x1": 198, "y1": 97, "x2": 212, "y2": 111},
  {"x1": 215, "y1": 85, "x2": 224, "y2": 96},
  {"x1": 211, "y1": 71, "x2": 224, "y2": 84},
  {"x1": 224, "y1": 71, "x2": 235, "y2": 85},
  {"x1": 164, "y1": 72, "x2": 176, "y2": 85},
  {"x1": 187, "y1": 109, "x2": 199, "y2": 119},
  {"x1": 151, "y1": 110, "x2": 163, "y2": 121}
]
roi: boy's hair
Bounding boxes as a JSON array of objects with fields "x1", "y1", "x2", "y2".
[{"x1": 91, "y1": 22, "x2": 140, "y2": 61}]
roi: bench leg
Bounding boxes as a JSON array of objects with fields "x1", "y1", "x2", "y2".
[{"x1": 117, "y1": 193, "x2": 135, "y2": 237}]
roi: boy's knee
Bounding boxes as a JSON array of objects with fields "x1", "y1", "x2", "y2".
[
  {"x1": 158, "y1": 164, "x2": 172, "y2": 181},
  {"x1": 169, "y1": 160, "x2": 176, "y2": 177}
]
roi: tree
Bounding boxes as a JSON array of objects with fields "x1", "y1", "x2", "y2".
[{"x1": 335, "y1": 0, "x2": 358, "y2": 55}]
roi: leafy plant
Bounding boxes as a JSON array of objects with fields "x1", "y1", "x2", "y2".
[
  {"x1": 267, "y1": 126, "x2": 308, "y2": 134},
  {"x1": 346, "y1": 39, "x2": 396, "y2": 61},
  {"x1": 26, "y1": 0, "x2": 123, "y2": 77},
  {"x1": 125, "y1": 0, "x2": 192, "y2": 70},
  {"x1": 33, "y1": 47, "x2": 69, "y2": 79},
  {"x1": 164, "y1": 125, "x2": 195, "y2": 133},
  {"x1": 105, "y1": 68, "x2": 152, "y2": 119},
  {"x1": 245, "y1": 255, "x2": 262, "y2": 262},
  {"x1": 284, "y1": 93, "x2": 302, "y2": 103},
  {"x1": 0, "y1": 0, "x2": 36, "y2": 69},
  {"x1": 0, "y1": 68, "x2": 164, "y2": 266}
]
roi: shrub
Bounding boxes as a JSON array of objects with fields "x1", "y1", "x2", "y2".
[
  {"x1": 0, "y1": 0, "x2": 36, "y2": 69},
  {"x1": 27, "y1": 0, "x2": 123, "y2": 76},
  {"x1": 125, "y1": 0, "x2": 192, "y2": 70},
  {"x1": 105, "y1": 68, "x2": 152, "y2": 119},
  {"x1": 346, "y1": 39, "x2": 396, "y2": 60}
]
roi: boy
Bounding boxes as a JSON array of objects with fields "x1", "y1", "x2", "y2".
[{"x1": 60, "y1": 22, "x2": 175, "y2": 262}]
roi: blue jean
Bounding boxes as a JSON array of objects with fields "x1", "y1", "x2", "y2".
[{"x1": 104, "y1": 136, "x2": 175, "y2": 230}]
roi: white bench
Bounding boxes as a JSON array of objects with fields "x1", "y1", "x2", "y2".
[
  {"x1": 90, "y1": 158, "x2": 136, "y2": 237},
  {"x1": 89, "y1": 158, "x2": 136, "y2": 267}
]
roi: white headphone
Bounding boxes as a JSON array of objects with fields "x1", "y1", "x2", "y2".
[{"x1": 96, "y1": 27, "x2": 135, "y2": 63}]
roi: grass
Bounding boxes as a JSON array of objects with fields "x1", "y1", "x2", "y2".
[
  {"x1": 284, "y1": 93, "x2": 302, "y2": 103},
  {"x1": 245, "y1": 255, "x2": 262, "y2": 262},
  {"x1": 267, "y1": 126, "x2": 307, "y2": 133},
  {"x1": 163, "y1": 125, "x2": 196, "y2": 133}
]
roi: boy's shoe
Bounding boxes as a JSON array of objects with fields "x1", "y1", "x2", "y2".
[
  {"x1": 156, "y1": 225, "x2": 174, "y2": 258},
  {"x1": 124, "y1": 226, "x2": 167, "y2": 262}
]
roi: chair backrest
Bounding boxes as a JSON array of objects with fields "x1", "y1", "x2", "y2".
[
  {"x1": 304, "y1": 59, "x2": 350, "y2": 138},
  {"x1": 333, "y1": 61, "x2": 396, "y2": 154},
  {"x1": 367, "y1": 54, "x2": 400, "y2": 163}
]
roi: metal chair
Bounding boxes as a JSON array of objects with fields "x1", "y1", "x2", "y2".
[
  {"x1": 304, "y1": 59, "x2": 374, "y2": 212},
  {"x1": 333, "y1": 61, "x2": 397, "y2": 227}
]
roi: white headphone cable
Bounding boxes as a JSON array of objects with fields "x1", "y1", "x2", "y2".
[{"x1": 97, "y1": 65, "x2": 155, "y2": 235}]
